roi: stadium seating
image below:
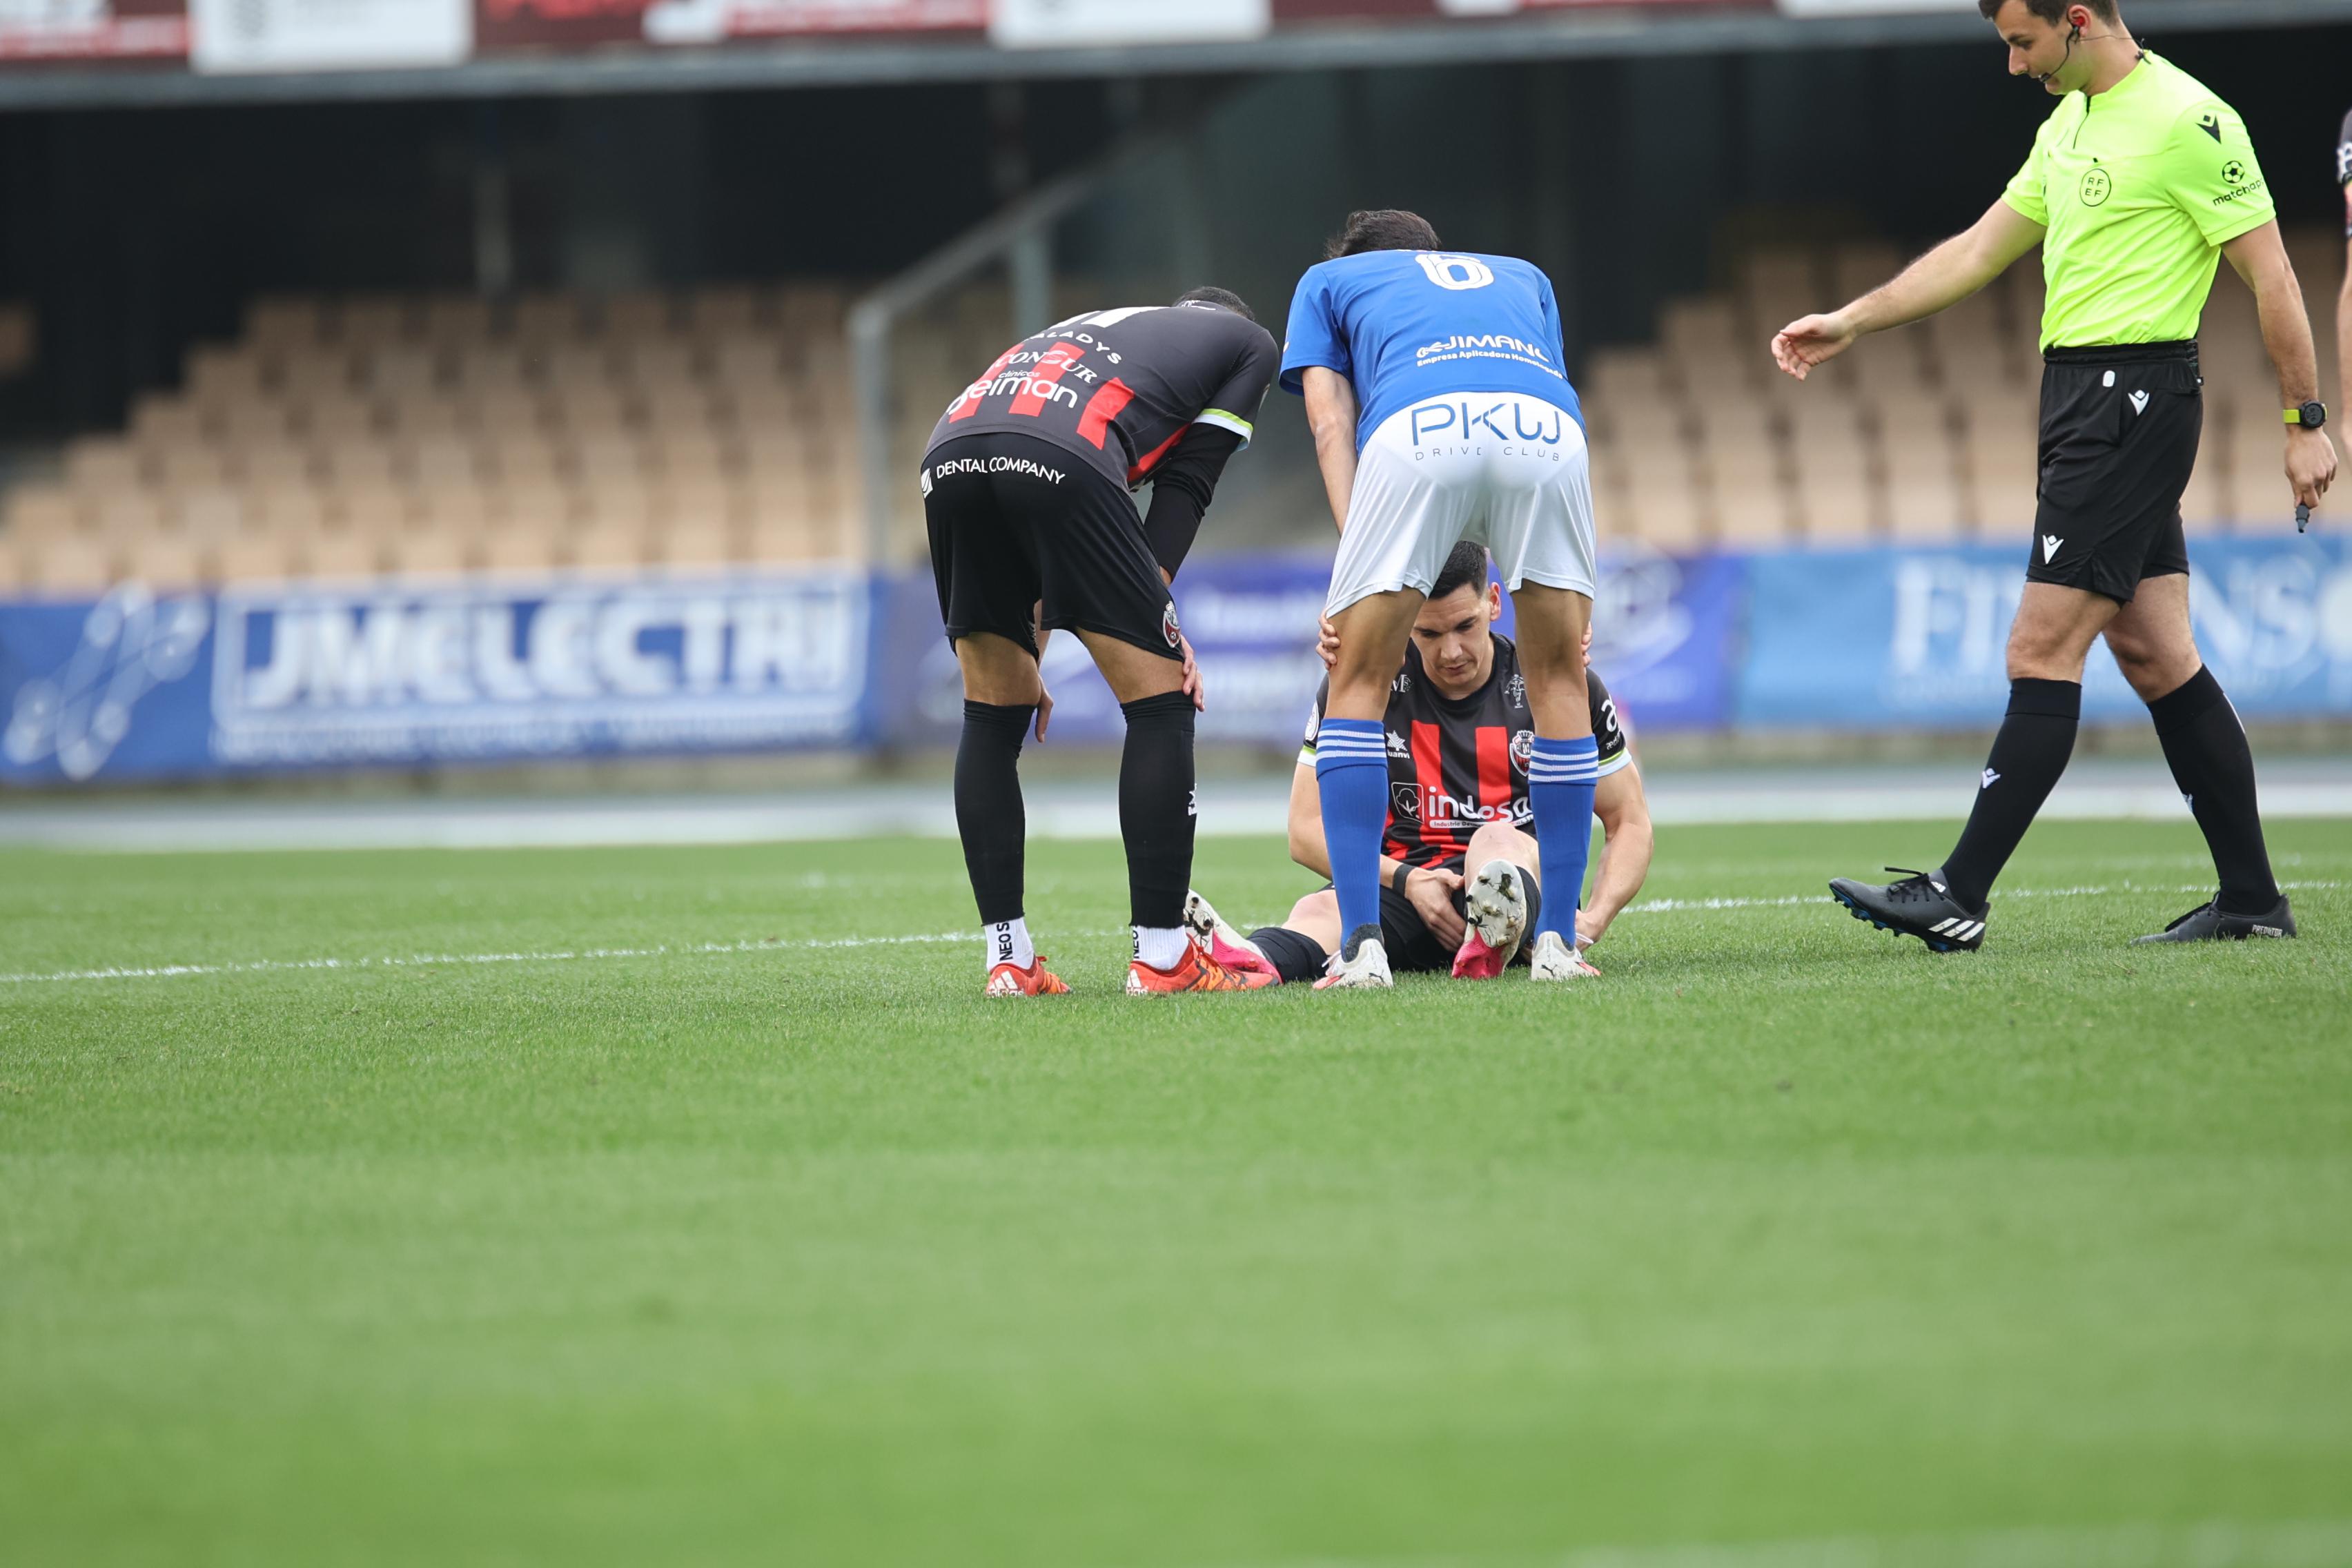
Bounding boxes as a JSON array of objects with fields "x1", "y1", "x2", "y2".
[
  {"x1": 0, "y1": 232, "x2": 2338, "y2": 594},
  {"x1": 0, "y1": 284, "x2": 870, "y2": 595},
  {"x1": 1577, "y1": 224, "x2": 2342, "y2": 550}
]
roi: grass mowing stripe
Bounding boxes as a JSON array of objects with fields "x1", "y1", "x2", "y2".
[
  {"x1": 1236, "y1": 1516, "x2": 2352, "y2": 1568},
  {"x1": 4, "y1": 877, "x2": 2340, "y2": 990},
  {"x1": 1626, "y1": 877, "x2": 2344, "y2": 914},
  {"x1": 0, "y1": 929, "x2": 994, "y2": 987}
]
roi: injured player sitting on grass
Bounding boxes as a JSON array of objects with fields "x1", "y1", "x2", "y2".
[{"x1": 1188, "y1": 541, "x2": 1655, "y2": 983}]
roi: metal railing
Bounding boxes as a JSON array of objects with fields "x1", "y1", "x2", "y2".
[{"x1": 846, "y1": 122, "x2": 1195, "y2": 564}]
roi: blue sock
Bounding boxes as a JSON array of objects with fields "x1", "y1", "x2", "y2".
[
  {"x1": 1528, "y1": 734, "x2": 1598, "y2": 944},
  {"x1": 1314, "y1": 718, "x2": 1390, "y2": 945}
]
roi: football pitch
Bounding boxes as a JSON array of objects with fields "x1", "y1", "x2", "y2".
[{"x1": 3, "y1": 817, "x2": 2349, "y2": 1567}]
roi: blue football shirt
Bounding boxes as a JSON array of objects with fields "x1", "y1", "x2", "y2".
[{"x1": 1280, "y1": 250, "x2": 1581, "y2": 451}]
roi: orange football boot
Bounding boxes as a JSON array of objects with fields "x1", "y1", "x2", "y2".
[
  {"x1": 985, "y1": 957, "x2": 1071, "y2": 997},
  {"x1": 1125, "y1": 939, "x2": 1276, "y2": 994}
]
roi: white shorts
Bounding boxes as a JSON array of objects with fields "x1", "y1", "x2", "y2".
[{"x1": 1324, "y1": 392, "x2": 1598, "y2": 618}]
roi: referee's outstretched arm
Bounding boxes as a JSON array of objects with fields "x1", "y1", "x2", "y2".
[
  {"x1": 1771, "y1": 200, "x2": 2045, "y2": 380},
  {"x1": 2219, "y1": 220, "x2": 2339, "y2": 513}
]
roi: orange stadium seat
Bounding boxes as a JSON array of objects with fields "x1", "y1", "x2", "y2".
[
  {"x1": 25, "y1": 533, "x2": 119, "y2": 596},
  {"x1": 132, "y1": 531, "x2": 206, "y2": 590},
  {"x1": 6, "y1": 485, "x2": 83, "y2": 540}
]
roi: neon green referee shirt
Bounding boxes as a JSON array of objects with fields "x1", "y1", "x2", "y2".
[{"x1": 2002, "y1": 52, "x2": 2275, "y2": 350}]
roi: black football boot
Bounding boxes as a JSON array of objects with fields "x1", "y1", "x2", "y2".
[
  {"x1": 2133, "y1": 893, "x2": 2297, "y2": 944},
  {"x1": 1828, "y1": 868, "x2": 1988, "y2": 953}
]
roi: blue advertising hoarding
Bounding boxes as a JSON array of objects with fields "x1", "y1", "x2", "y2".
[
  {"x1": 1, "y1": 571, "x2": 874, "y2": 784},
  {"x1": 1736, "y1": 536, "x2": 2351, "y2": 728},
  {"x1": 874, "y1": 544, "x2": 1743, "y2": 751},
  {"x1": 3, "y1": 535, "x2": 2344, "y2": 785}
]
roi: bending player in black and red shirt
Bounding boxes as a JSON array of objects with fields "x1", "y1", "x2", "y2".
[
  {"x1": 923, "y1": 288, "x2": 1280, "y2": 997},
  {"x1": 1186, "y1": 543, "x2": 1656, "y2": 984}
]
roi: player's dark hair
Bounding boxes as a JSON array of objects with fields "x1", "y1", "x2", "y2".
[
  {"x1": 1173, "y1": 286, "x2": 1255, "y2": 323},
  {"x1": 1977, "y1": 0, "x2": 2117, "y2": 23},
  {"x1": 1326, "y1": 209, "x2": 1441, "y2": 259},
  {"x1": 1427, "y1": 542, "x2": 1491, "y2": 604}
]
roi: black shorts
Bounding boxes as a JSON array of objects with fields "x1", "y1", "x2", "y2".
[
  {"x1": 1377, "y1": 881, "x2": 1467, "y2": 974},
  {"x1": 1321, "y1": 873, "x2": 1538, "y2": 974},
  {"x1": 2029, "y1": 341, "x2": 2200, "y2": 605},
  {"x1": 923, "y1": 431, "x2": 1182, "y2": 662}
]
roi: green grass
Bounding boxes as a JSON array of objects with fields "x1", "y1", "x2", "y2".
[{"x1": 2, "y1": 819, "x2": 2349, "y2": 1567}]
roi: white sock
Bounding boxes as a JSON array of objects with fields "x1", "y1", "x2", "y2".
[
  {"x1": 1133, "y1": 925, "x2": 1190, "y2": 970},
  {"x1": 985, "y1": 917, "x2": 1034, "y2": 970}
]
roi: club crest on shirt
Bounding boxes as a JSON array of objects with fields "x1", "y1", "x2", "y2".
[
  {"x1": 1511, "y1": 729, "x2": 1536, "y2": 771},
  {"x1": 1391, "y1": 782, "x2": 1422, "y2": 821},
  {"x1": 1162, "y1": 602, "x2": 1182, "y2": 648}
]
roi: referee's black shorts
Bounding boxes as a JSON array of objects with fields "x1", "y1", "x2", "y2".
[
  {"x1": 2028, "y1": 340, "x2": 2201, "y2": 605},
  {"x1": 922, "y1": 431, "x2": 1182, "y2": 662}
]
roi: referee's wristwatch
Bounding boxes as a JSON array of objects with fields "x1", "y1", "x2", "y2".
[{"x1": 2285, "y1": 401, "x2": 2329, "y2": 430}]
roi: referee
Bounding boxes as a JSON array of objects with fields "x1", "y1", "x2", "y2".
[
  {"x1": 1772, "y1": 0, "x2": 2339, "y2": 950},
  {"x1": 2338, "y1": 103, "x2": 2350, "y2": 418}
]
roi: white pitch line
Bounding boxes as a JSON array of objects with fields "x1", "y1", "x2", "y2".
[
  {"x1": 1625, "y1": 878, "x2": 2342, "y2": 916},
  {"x1": 1, "y1": 879, "x2": 2340, "y2": 992},
  {"x1": 0, "y1": 930, "x2": 977, "y2": 988}
]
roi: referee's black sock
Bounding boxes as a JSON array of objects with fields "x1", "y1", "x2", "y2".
[
  {"x1": 1939, "y1": 678, "x2": 2081, "y2": 912},
  {"x1": 2148, "y1": 667, "x2": 2280, "y2": 915},
  {"x1": 1248, "y1": 927, "x2": 1329, "y2": 986},
  {"x1": 955, "y1": 699, "x2": 1033, "y2": 928},
  {"x1": 1119, "y1": 691, "x2": 1197, "y2": 932}
]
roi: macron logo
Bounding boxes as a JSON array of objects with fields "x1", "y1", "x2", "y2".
[
  {"x1": 2129, "y1": 390, "x2": 2150, "y2": 415},
  {"x1": 1982, "y1": 768, "x2": 2001, "y2": 789},
  {"x1": 2042, "y1": 535, "x2": 2064, "y2": 563}
]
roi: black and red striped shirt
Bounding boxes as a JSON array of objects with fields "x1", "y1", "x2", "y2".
[
  {"x1": 925, "y1": 304, "x2": 1277, "y2": 494},
  {"x1": 1299, "y1": 634, "x2": 1631, "y2": 874}
]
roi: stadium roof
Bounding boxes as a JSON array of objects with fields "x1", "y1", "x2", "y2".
[{"x1": 0, "y1": 0, "x2": 2343, "y2": 112}]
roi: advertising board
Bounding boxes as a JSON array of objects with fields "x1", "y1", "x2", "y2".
[
  {"x1": 1, "y1": 571, "x2": 874, "y2": 783},
  {"x1": 1736, "y1": 537, "x2": 2352, "y2": 727},
  {"x1": 6, "y1": 538, "x2": 2343, "y2": 785}
]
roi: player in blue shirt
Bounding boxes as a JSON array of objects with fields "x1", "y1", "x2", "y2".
[{"x1": 1282, "y1": 208, "x2": 1603, "y2": 988}]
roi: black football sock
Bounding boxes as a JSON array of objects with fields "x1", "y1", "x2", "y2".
[
  {"x1": 1248, "y1": 926, "x2": 1329, "y2": 986},
  {"x1": 1119, "y1": 691, "x2": 1197, "y2": 932},
  {"x1": 1517, "y1": 864, "x2": 1544, "y2": 935},
  {"x1": 2148, "y1": 667, "x2": 2280, "y2": 915},
  {"x1": 1939, "y1": 677, "x2": 2080, "y2": 912},
  {"x1": 955, "y1": 699, "x2": 1032, "y2": 927}
]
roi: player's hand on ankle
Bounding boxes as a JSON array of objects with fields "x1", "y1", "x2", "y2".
[{"x1": 1407, "y1": 866, "x2": 1466, "y2": 950}]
